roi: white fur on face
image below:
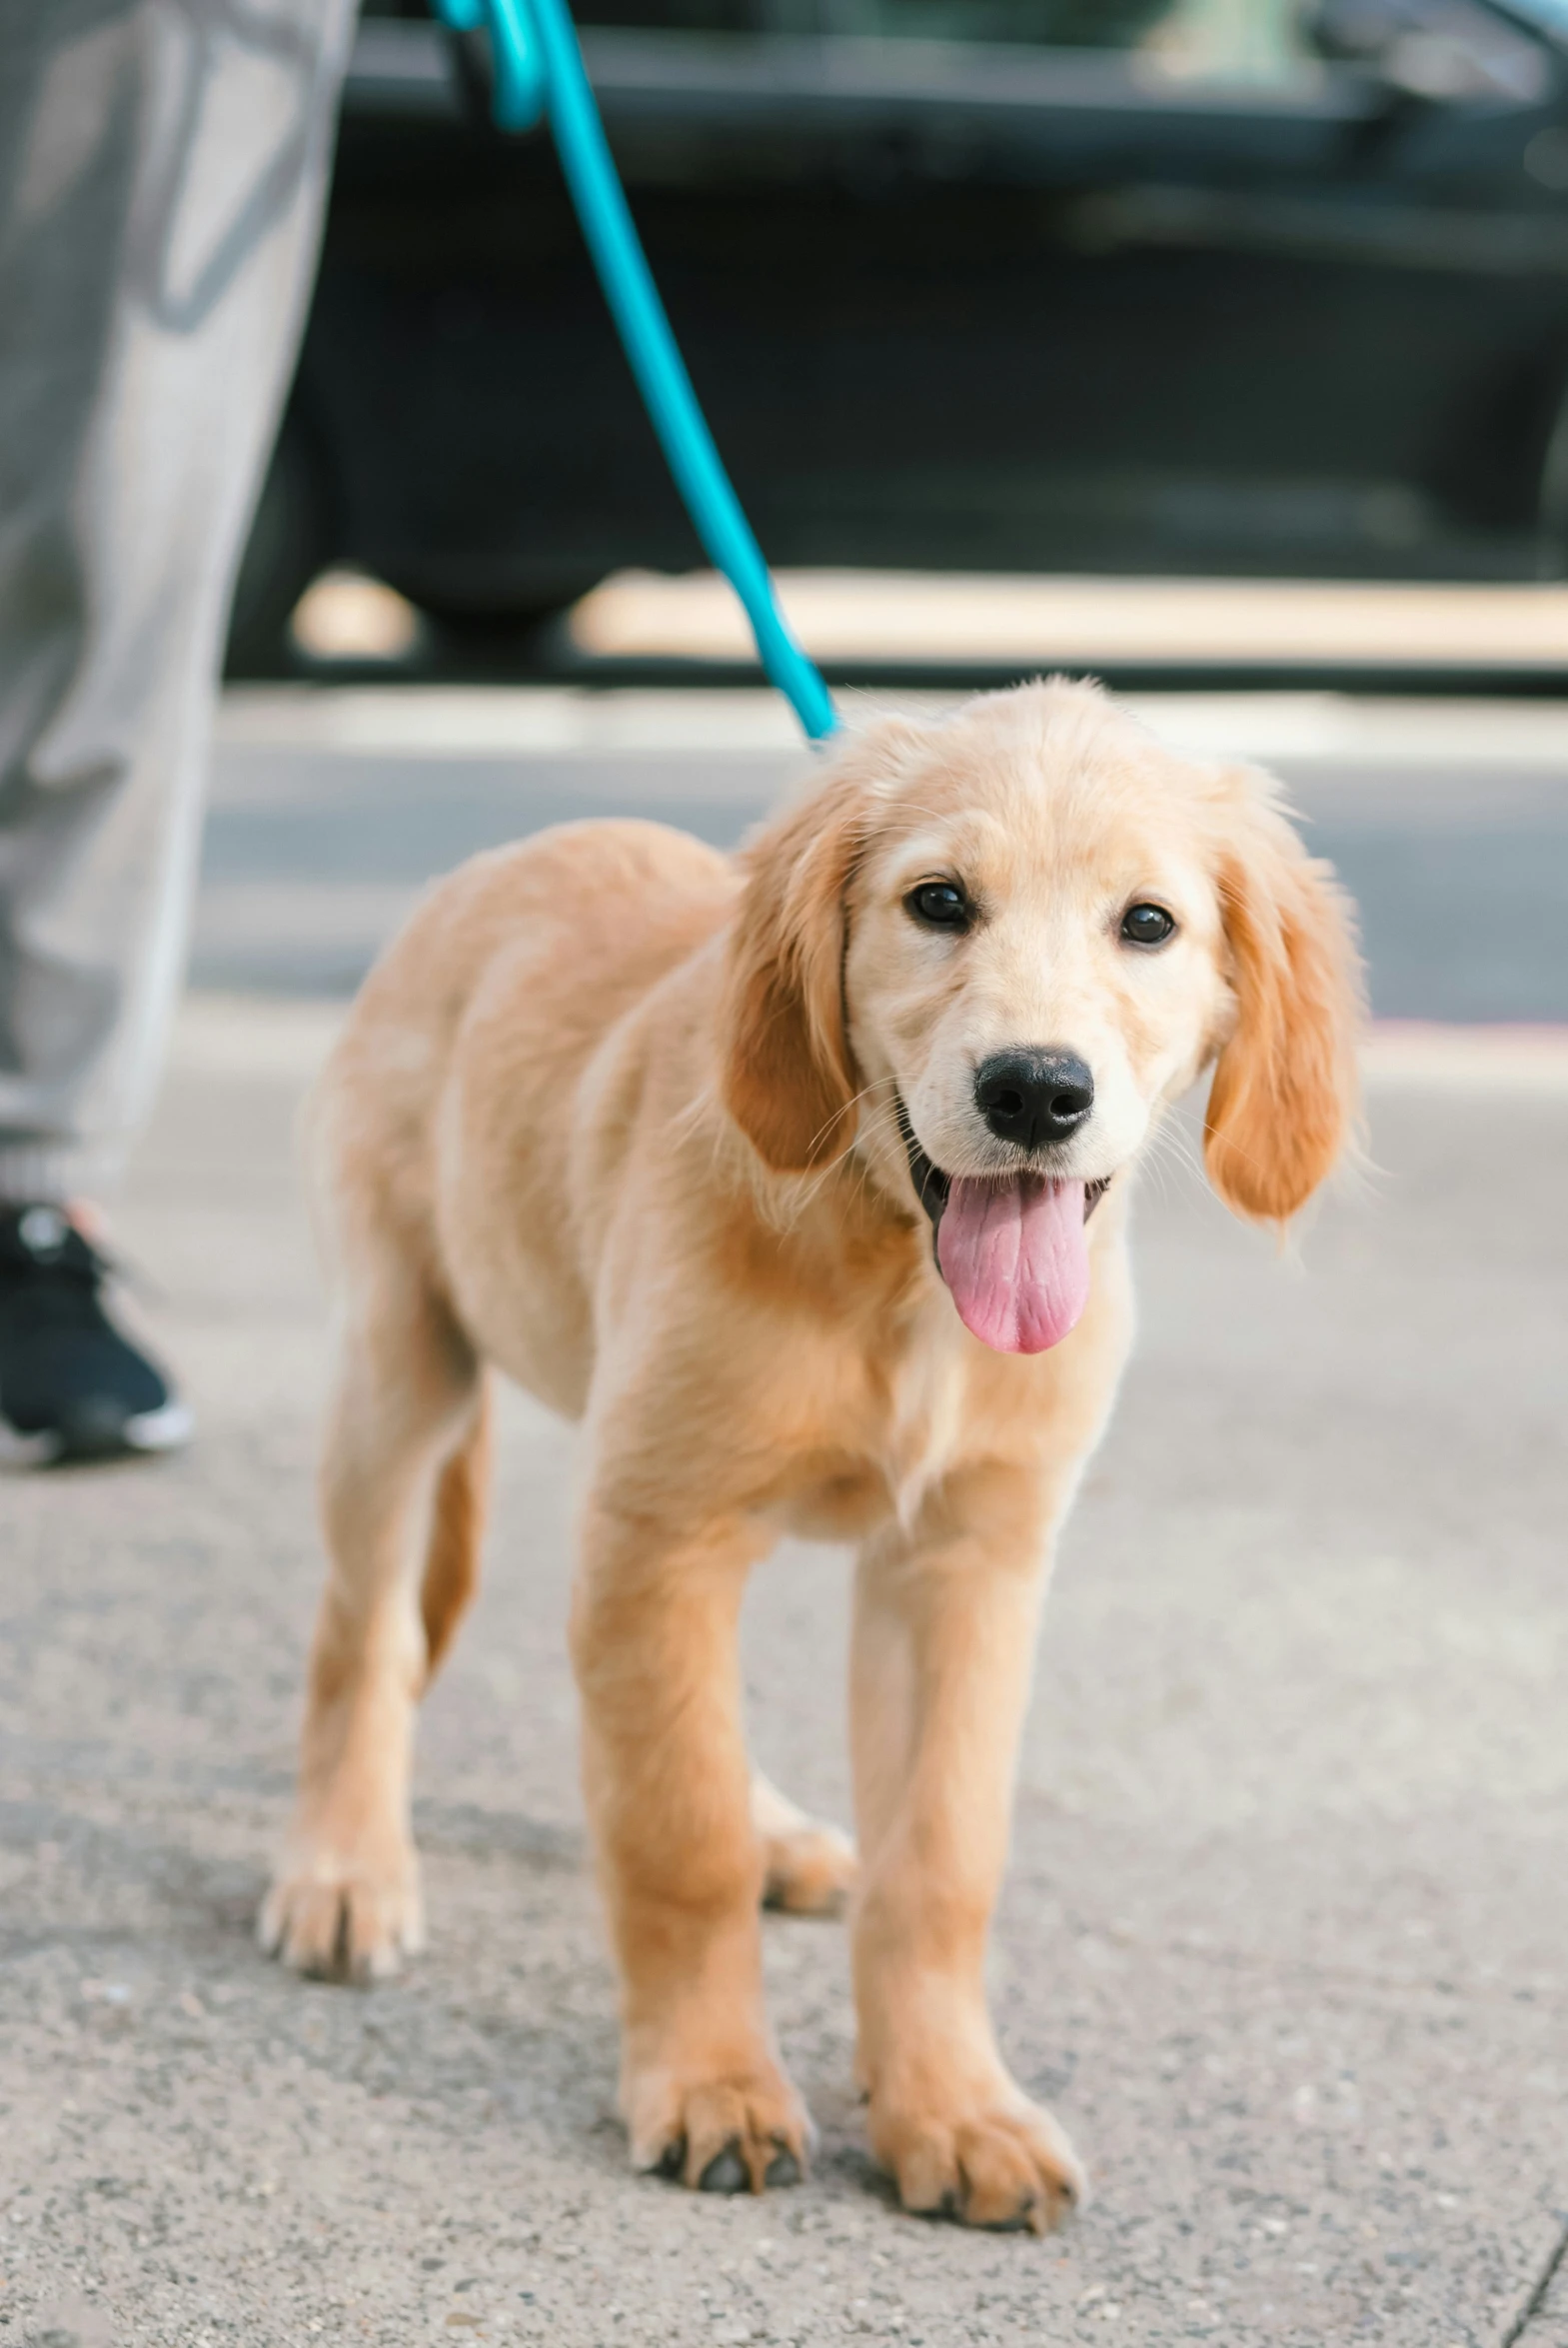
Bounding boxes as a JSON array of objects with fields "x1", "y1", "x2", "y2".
[{"x1": 840, "y1": 688, "x2": 1236, "y2": 1194}]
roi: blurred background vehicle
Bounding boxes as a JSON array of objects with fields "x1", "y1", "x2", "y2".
[{"x1": 228, "y1": 0, "x2": 1568, "y2": 675}]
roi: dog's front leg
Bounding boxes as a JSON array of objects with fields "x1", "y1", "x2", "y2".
[
  {"x1": 850, "y1": 1460, "x2": 1085, "y2": 2233},
  {"x1": 572, "y1": 1497, "x2": 813, "y2": 2194}
]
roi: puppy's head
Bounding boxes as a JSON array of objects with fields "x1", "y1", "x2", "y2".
[{"x1": 722, "y1": 681, "x2": 1361, "y2": 1353}]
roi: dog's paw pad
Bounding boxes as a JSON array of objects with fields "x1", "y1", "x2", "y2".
[{"x1": 699, "y1": 2143, "x2": 750, "y2": 2194}]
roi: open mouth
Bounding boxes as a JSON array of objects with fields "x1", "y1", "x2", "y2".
[
  {"x1": 895, "y1": 1097, "x2": 1111, "y2": 1357},
  {"x1": 895, "y1": 1099, "x2": 1111, "y2": 1239}
]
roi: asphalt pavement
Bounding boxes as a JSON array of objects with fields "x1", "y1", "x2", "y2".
[{"x1": 3, "y1": 688, "x2": 1567, "y2": 2348}]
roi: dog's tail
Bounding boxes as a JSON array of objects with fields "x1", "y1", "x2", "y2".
[{"x1": 421, "y1": 1375, "x2": 495, "y2": 1684}]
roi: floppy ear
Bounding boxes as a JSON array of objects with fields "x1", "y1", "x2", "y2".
[
  {"x1": 1204, "y1": 779, "x2": 1363, "y2": 1224},
  {"x1": 720, "y1": 762, "x2": 877, "y2": 1173}
]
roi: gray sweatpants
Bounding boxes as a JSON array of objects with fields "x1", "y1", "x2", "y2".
[{"x1": 0, "y1": 0, "x2": 356, "y2": 1203}]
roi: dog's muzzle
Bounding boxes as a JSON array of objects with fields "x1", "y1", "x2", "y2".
[{"x1": 895, "y1": 1097, "x2": 1110, "y2": 1253}]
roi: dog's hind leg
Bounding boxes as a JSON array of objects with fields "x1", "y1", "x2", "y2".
[
  {"x1": 752, "y1": 1772, "x2": 856, "y2": 1916},
  {"x1": 421, "y1": 1375, "x2": 494, "y2": 1678},
  {"x1": 261, "y1": 1246, "x2": 485, "y2": 1983}
]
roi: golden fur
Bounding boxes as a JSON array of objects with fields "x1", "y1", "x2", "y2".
[{"x1": 260, "y1": 681, "x2": 1360, "y2": 2231}]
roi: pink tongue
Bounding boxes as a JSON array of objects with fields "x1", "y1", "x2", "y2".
[{"x1": 935, "y1": 1175, "x2": 1090, "y2": 1355}]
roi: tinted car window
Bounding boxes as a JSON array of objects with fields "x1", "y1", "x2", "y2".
[{"x1": 1305, "y1": 0, "x2": 1553, "y2": 99}]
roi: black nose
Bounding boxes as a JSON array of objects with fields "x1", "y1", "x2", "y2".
[{"x1": 973, "y1": 1049, "x2": 1095, "y2": 1151}]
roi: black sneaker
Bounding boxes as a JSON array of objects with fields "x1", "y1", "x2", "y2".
[{"x1": 0, "y1": 1205, "x2": 192, "y2": 1466}]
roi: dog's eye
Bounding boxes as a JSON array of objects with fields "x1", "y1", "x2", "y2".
[
  {"x1": 906, "y1": 881, "x2": 969, "y2": 930},
  {"x1": 1120, "y1": 903, "x2": 1176, "y2": 948}
]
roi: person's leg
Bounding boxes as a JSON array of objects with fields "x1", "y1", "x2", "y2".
[{"x1": 0, "y1": 0, "x2": 356, "y2": 1458}]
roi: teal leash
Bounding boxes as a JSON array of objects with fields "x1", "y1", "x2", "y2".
[{"x1": 430, "y1": 0, "x2": 841, "y2": 744}]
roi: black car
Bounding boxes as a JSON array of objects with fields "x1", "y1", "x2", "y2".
[{"x1": 231, "y1": 0, "x2": 1568, "y2": 667}]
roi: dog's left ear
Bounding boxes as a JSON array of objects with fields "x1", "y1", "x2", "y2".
[
  {"x1": 1204, "y1": 777, "x2": 1363, "y2": 1224},
  {"x1": 721, "y1": 751, "x2": 887, "y2": 1173}
]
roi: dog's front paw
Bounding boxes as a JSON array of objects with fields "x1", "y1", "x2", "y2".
[
  {"x1": 258, "y1": 1826, "x2": 424, "y2": 1984},
  {"x1": 867, "y1": 2075, "x2": 1085, "y2": 2234},
  {"x1": 626, "y1": 2051, "x2": 814, "y2": 2195}
]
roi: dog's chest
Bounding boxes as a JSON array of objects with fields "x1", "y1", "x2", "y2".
[
  {"x1": 771, "y1": 1300, "x2": 969, "y2": 1542},
  {"x1": 874, "y1": 1300, "x2": 970, "y2": 1530}
]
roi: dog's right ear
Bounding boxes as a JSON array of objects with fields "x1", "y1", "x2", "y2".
[{"x1": 720, "y1": 753, "x2": 886, "y2": 1173}]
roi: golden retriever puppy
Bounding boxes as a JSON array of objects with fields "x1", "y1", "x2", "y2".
[{"x1": 260, "y1": 680, "x2": 1359, "y2": 2232}]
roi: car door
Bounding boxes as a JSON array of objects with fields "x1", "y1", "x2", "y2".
[
  {"x1": 687, "y1": 0, "x2": 1568, "y2": 580},
  {"x1": 260, "y1": 0, "x2": 1568, "y2": 641}
]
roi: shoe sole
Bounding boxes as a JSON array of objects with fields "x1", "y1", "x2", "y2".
[
  {"x1": 122, "y1": 1398, "x2": 195, "y2": 1454},
  {"x1": 0, "y1": 1397, "x2": 194, "y2": 1468}
]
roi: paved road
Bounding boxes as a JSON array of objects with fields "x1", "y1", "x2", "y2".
[
  {"x1": 3, "y1": 988, "x2": 1566, "y2": 2348},
  {"x1": 197, "y1": 688, "x2": 1568, "y2": 1021},
  {"x1": 5, "y1": 688, "x2": 1568, "y2": 2346}
]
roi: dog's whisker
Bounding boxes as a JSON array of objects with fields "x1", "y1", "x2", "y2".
[{"x1": 804, "y1": 1075, "x2": 898, "y2": 1164}]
